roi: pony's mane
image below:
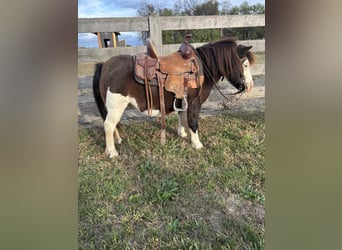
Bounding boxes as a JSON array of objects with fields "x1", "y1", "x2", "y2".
[
  {"x1": 216, "y1": 38, "x2": 257, "y2": 65},
  {"x1": 196, "y1": 37, "x2": 242, "y2": 80}
]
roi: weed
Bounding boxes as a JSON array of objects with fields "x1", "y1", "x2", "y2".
[
  {"x1": 154, "y1": 178, "x2": 179, "y2": 203},
  {"x1": 167, "y1": 217, "x2": 179, "y2": 233}
]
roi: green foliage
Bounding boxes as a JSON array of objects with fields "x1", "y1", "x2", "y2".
[
  {"x1": 136, "y1": 2, "x2": 158, "y2": 16},
  {"x1": 155, "y1": 178, "x2": 179, "y2": 202},
  {"x1": 194, "y1": 0, "x2": 220, "y2": 15},
  {"x1": 167, "y1": 217, "x2": 179, "y2": 233}
]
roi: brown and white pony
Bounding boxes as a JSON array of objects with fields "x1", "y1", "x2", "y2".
[{"x1": 93, "y1": 37, "x2": 255, "y2": 157}]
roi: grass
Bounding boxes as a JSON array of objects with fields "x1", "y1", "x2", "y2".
[
  {"x1": 78, "y1": 112, "x2": 265, "y2": 249},
  {"x1": 78, "y1": 61, "x2": 98, "y2": 78}
]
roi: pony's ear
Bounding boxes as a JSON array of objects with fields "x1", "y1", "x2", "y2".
[
  {"x1": 237, "y1": 45, "x2": 253, "y2": 57},
  {"x1": 246, "y1": 45, "x2": 253, "y2": 51}
]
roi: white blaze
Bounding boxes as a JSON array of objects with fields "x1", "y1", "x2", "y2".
[{"x1": 242, "y1": 59, "x2": 254, "y2": 92}]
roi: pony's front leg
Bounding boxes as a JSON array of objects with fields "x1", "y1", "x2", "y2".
[
  {"x1": 177, "y1": 111, "x2": 187, "y2": 138},
  {"x1": 187, "y1": 96, "x2": 203, "y2": 149}
]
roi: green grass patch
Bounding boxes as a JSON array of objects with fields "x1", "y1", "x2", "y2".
[
  {"x1": 78, "y1": 112, "x2": 265, "y2": 249},
  {"x1": 78, "y1": 62, "x2": 97, "y2": 77}
]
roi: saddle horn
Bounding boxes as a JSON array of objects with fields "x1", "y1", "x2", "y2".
[
  {"x1": 184, "y1": 34, "x2": 192, "y2": 43},
  {"x1": 180, "y1": 34, "x2": 194, "y2": 60}
]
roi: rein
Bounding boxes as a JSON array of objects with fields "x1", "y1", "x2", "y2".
[{"x1": 194, "y1": 49, "x2": 245, "y2": 101}]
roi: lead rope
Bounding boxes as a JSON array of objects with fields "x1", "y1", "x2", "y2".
[{"x1": 219, "y1": 91, "x2": 243, "y2": 109}]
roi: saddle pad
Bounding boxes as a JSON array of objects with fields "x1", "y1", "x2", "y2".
[
  {"x1": 159, "y1": 52, "x2": 192, "y2": 75},
  {"x1": 135, "y1": 53, "x2": 158, "y2": 81}
]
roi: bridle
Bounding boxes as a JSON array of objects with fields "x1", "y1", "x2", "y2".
[{"x1": 194, "y1": 49, "x2": 247, "y2": 101}]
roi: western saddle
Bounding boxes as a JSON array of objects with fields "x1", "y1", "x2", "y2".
[{"x1": 134, "y1": 34, "x2": 204, "y2": 145}]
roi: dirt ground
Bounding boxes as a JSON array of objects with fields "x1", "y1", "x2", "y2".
[{"x1": 78, "y1": 76, "x2": 265, "y2": 128}]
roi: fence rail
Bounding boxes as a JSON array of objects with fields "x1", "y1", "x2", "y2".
[{"x1": 78, "y1": 15, "x2": 265, "y2": 75}]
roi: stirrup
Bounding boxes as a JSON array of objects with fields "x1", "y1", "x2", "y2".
[{"x1": 173, "y1": 95, "x2": 188, "y2": 112}]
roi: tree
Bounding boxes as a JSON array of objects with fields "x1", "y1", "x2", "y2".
[
  {"x1": 251, "y1": 3, "x2": 265, "y2": 14},
  {"x1": 174, "y1": 0, "x2": 201, "y2": 15},
  {"x1": 194, "y1": 0, "x2": 219, "y2": 15},
  {"x1": 136, "y1": 3, "x2": 158, "y2": 16},
  {"x1": 239, "y1": 1, "x2": 252, "y2": 15},
  {"x1": 159, "y1": 8, "x2": 174, "y2": 16},
  {"x1": 220, "y1": 0, "x2": 232, "y2": 15}
]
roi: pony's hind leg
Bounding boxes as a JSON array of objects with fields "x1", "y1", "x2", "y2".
[
  {"x1": 104, "y1": 89, "x2": 129, "y2": 158},
  {"x1": 177, "y1": 111, "x2": 187, "y2": 138},
  {"x1": 114, "y1": 127, "x2": 122, "y2": 144}
]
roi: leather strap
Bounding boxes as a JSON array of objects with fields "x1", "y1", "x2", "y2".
[
  {"x1": 181, "y1": 86, "x2": 188, "y2": 128},
  {"x1": 144, "y1": 59, "x2": 153, "y2": 116},
  {"x1": 157, "y1": 72, "x2": 166, "y2": 145}
]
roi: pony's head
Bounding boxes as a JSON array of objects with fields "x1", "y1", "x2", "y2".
[
  {"x1": 220, "y1": 41, "x2": 256, "y2": 93},
  {"x1": 196, "y1": 38, "x2": 256, "y2": 93},
  {"x1": 237, "y1": 44, "x2": 256, "y2": 92}
]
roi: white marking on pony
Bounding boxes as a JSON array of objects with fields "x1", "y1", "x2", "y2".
[
  {"x1": 128, "y1": 97, "x2": 161, "y2": 117},
  {"x1": 189, "y1": 129, "x2": 203, "y2": 149},
  {"x1": 104, "y1": 89, "x2": 129, "y2": 158},
  {"x1": 242, "y1": 59, "x2": 254, "y2": 92},
  {"x1": 142, "y1": 110, "x2": 160, "y2": 116},
  {"x1": 177, "y1": 112, "x2": 187, "y2": 137}
]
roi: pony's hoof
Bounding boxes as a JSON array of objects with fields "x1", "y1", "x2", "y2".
[
  {"x1": 160, "y1": 137, "x2": 166, "y2": 146},
  {"x1": 106, "y1": 149, "x2": 119, "y2": 158},
  {"x1": 115, "y1": 138, "x2": 122, "y2": 144},
  {"x1": 178, "y1": 128, "x2": 187, "y2": 138},
  {"x1": 179, "y1": 131, "x2": 187, "y2": 138},
  {"x1": 192, "y1": 142, "x2": 203, "y2": 150}
]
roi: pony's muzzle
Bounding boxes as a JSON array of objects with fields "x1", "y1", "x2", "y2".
[{"x1": 245, "y1": 80, "x2": 254, "y2": 92}]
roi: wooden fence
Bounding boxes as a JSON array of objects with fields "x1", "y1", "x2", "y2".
[{"x1": 78, "y1": 15, "x2": 265, "y2": 75}]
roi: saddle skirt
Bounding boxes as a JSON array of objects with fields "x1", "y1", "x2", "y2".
[{"x1": 134, "y1": 51, "x2": 204, "y2": 99}]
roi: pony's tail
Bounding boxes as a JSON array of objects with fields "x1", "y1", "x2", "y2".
[{"x1": 92, "y1": 63, "x2": 107, "y2": 120}]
